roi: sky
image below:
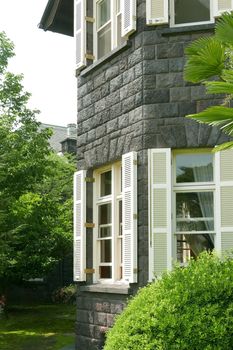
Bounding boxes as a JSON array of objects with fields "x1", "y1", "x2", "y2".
[{"x1": 0, "y1": 0, "x2": 77, "y2": 127}]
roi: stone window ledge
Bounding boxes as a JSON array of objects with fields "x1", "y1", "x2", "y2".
[
  {"x1": 80, "y1": 283, "x2": 132, "y2": 294},
  {"x1": 78, "y1": 41, "x2": 131, "y2": 78},
  {"x1": 161, "y1": 23, "x2": 215, "y2": 36}
]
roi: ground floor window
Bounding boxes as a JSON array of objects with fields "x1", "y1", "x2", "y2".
[
  {"x1": 93, "y1": 163, "x2": 122, "y2": 281},
  {"x1": 149, "y1": 148, "x2": 233, "y2": 280}
]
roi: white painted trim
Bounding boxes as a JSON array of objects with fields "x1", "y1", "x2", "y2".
[
  {"x1": 148, "y1": 149, "x2": 153, "y2": 282},
  {"x1": 166, "y1": 148, "x2": 172, "y2": 271},
  {"x1": 215, "y1": 151, "x2": 221, "y2": 252}
]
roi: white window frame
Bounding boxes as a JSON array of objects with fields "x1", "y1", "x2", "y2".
[
  {"x1": 172, "y1": 149, "x2": 217, "y2": 263},
  {"x1": 93, "y1": 162, "x2": 122, "y2": 283},
  {"x1": 94, "y1": 0, "x2": 125, "y2": 60},
  {"x1": 170, "y1": 0, "x2": 214, "y2": 27}
]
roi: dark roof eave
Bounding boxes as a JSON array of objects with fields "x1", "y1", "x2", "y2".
[{"x1": 39, "y1": 0, "x2": 74, "y2": 37}]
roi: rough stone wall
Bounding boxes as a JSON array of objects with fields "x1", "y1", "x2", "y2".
[{"x1": 76, "y1": 289, "x2": 132, "y2": 350}]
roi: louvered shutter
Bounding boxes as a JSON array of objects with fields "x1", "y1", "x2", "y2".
[
  {"x1": 148, "y1": 149, "x2": 171, "y2": 281},
  {"x1": 214, "y1": 0, "x2": 233, "y2": 17},
  {"x1": 75, "y1": 0, "x2": 86, "y2": 69},
  {"x1": 122, "y1": 0, "x2": 136, "y2": 37},
  {"x1": 146, "y1": 0, "x2": 168, "y2": 25},
  {"x1": 218, "y1": 149, "x2": 233, "y2": 255},
  {"x1": 122, "y1": 152, "x2": 137, "y2": 283},
  {"x1": 73, "y1": 170, "x2": 87, "y2": 281}
]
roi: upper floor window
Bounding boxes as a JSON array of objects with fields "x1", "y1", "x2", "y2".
[
  {"x1": 146, "y1": 0, "x2": 232, "y2": 27},
  {"x1": 170, "y1": 0, "x2": 212, "y2": 27},
  {"x1": 95, "y1": 0, "x2": 125, "y2": 59},
  {"x1": 75, "y1": 0, "x2": 136, "y2": 69}
]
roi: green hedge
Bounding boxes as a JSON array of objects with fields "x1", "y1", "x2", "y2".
[{"x1": 104, "y1": 252, "x2": 233, "y2": 350}]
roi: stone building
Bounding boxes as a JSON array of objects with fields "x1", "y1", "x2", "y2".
[{"x1": 40, "y1": 0, "x2": 233, "y2": 349}]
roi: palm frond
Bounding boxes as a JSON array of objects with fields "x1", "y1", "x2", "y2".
[
  {"x1": 204, "y1": 81, "x2": 233, "y2": 95},
  {"x1": 187, "y1": 106, "x2": 233, "y2": 136},
  {"x1": 185, "y1": 37, "x2": 215, "y2": 55},
  {"x1": 215, "y1": 11, "x2": 233, "y2": 46},
  {"x1": 184, "y1": 37, "x2": 225, "y2": 83},
  {"x1": 214, "y1": 141, "x2": 233, "y2": 152}
]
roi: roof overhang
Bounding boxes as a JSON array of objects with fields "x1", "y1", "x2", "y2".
[{"x1": 39, "y1": 0, "x2": 73, "y2": 37}]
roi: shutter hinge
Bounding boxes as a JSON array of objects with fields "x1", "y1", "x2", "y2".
[
  {"x1": 133, "y1": 214, "x2": 138, "y2": 220},
  {"x1": 85, "y1": 53, "x2": 95, "y2": 60},
  {"x1": 85, "y1": 177, "x2": 95, "y2": 183},
  {"x1": 84, "y1": 268, "x2": 95, "y2": 274},
  {"x1": 85, "y1": 16, "x2": 95, "y2": 23},
  {"x1": 133, "y1": 268, "x2": 138, "y2": 273},
  {"x1": 84, "y1": 222, "x2": 95, "y2": 228},
  {"x1": 133, "y1": 160, "x2": 138, "y2": 165},
  {"x1": 133, "y1": 15, "x2": 136, "y2": 21}
]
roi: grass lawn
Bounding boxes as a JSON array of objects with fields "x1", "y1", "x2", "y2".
[{"x1": 0, "y1": 304, "x2": 75, "y2": 350}]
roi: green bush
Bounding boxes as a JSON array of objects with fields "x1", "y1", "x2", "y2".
[
  {"x1": 104, "y1": 252, "x2": 233, "y2": 350},
  {"x1": 51, "y1": 284, "x2": 76, "y2": 304}
]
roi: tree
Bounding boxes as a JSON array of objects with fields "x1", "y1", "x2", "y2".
[
  {"x1": 104, "y1": 252, "x2": 233, "y2": 350},
  {"x1": 0, "y1": 31, "x2": 75, "y2": 289},
  {"x1": 184, "y1": 11, "x2": 233, "y2": 151}
]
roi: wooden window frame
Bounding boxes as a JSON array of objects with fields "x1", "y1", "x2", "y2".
[{"x1": 93, "y1": 162, "x2": 123, "y2": 283}]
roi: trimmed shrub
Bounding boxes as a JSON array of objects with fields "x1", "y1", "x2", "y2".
[{"x1": 104, "y1": 252, "x2": 233, "y2": 350}]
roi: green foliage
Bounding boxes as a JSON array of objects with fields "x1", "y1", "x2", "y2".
[
  {"x1": 52, "y1": 284, "x2": 76, "y2": 304},
  {"x1": 0, "y1": 31, "x2": 76, "y2": 286},
  {"x1": 104, "y1": 252, "x2": 233, "y2": 350},
  {"x1": 184, "y1": 37, "x2": 225, "y2": 83},
  {"x1": 184, "y1": 12, "x2": 233, "y2": 150}
]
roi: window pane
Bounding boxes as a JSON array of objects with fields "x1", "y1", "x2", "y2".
[
  {"x1": 176, "y1": 233, "x2": 214, "y2": 264},
  {"x1": 176, "y1": 153, "x2": 213, "y2": 183},
  {"x1": 99, "y1": 266, "x2": 112, "y2": 278},
  {"x1": 100, "y1": 226, "x2": 111, "y2": 238},
  {"x1": 97, "y1": 0, "x2": 110, "y2": 28},
  {"x1": 176, "y1": 192, "x2": 214, "y2": 232},
  {"x1": 101, "y1": 170, "x2": 112, "y2": 196},
  {"x1": 100, "y1": 240, "x2": 112, "y2": 262},
  {"x1": 175, "y1": 0, "x2": 210, "y2": 25},
  {"x1": 98, "y1": 23, "x2": 111, "y2": 59},
  {"x1": 99, "y1": 203, "x2": 111, "y2": 224}
]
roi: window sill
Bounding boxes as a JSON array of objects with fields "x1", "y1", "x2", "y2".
[
  {"x1": 161, "y1": 23, "x2": 215, "y2": 36},
  {"x1": 78, "y1": 41, "x2": 131, "y2": 78},
  {"x1": 79, "y1": 283, "x2": 132, "y2": 294}
]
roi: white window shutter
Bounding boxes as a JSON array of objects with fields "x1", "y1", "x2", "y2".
[
  {"x1": 146, "y1": 0, "x2": 168, "y2": 25},
  {"x1": 122, "y1": 152, "x2": 137, "y2": 283},
  {"x1": 75, "y1": 0, "x2": 86, "y2": 69},
  {"x1": 73, "y1": 170, "x2": 87, "y2": 281},
  {"x1": 148, "y1": 149, "x2": 171, "y2": 281},
  {"x1": 214, "y1": 0, "x2": 233, "y2": 17},
  {"x1": 217, "y1": 149, "x2": 233, "y2": 255},
  {"x1": 122, "y1": 0, "x2": 137, "y2": 37}
]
